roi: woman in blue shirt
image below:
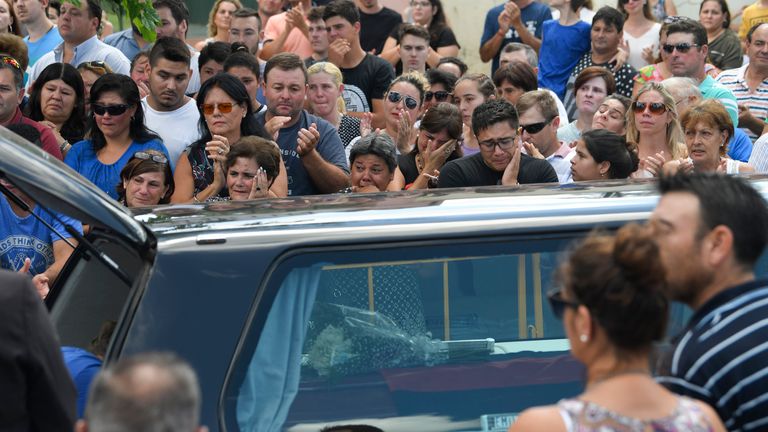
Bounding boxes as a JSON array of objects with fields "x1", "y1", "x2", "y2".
[{"x1": 65, "y1": 73, "x2": 168, "y2": 200}]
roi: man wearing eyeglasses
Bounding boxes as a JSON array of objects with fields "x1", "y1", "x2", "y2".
[
  {"x1": 438, "y1": 99, "x2": 558, "y2": 188},
  {"x1": 26, "y1": 0, "x2": 130, "y2": 91},
  {"x1": 663, "y1": 18, "x2": 738, "y2": 128},
  {"x1": 517, "y1": 90, "x2": 574, "y2": 183}
]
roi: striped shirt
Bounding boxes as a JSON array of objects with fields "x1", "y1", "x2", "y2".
[
  {"x1": 716, "y1": 64, "x2": 768, "y2": 142},
  {"x1": 656, "y1": 279, "x2": 768, "y2": 432},
  {"x1": 700, "y1": 75, "x2": 740, "y2": 129}
]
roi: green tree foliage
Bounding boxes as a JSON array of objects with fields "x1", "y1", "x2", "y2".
[{"x1": 71, "y1": 0, "x2": 160, "y2": 42}]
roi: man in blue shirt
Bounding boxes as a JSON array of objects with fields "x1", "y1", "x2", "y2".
[
  {"x1": 258, "y1": 53, "x2": 349, "y2": 196},
  {"x1": 480, "y1": 0, "x2": 551, "y2": 75},
  {"x1": 16, "y1": 0, "x2": 63, "y2": 70},
  {"x1": 104, "y1": 24, "x2": 150, "y2": 62}
]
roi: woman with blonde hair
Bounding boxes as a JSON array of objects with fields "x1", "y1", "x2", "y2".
[
  {"x1": 307, "y1": 62, "x2": 361, "y2": 150},
  {"x1": 626, "y1": 82, "x2": 686, "y2": 177},
  {"x1": 194, "y1": 0, "x2": 242, "y2": 50}
]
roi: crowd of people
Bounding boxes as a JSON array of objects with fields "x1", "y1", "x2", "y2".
[{"x1": 4, "y1": 0, "x2": 768, "y2": 430}]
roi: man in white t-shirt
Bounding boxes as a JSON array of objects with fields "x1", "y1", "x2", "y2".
[{"x1": 142, "y1": 37, "x2": 200, "y2": 170}]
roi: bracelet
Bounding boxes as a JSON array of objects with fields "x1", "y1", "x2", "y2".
[
  {"x1": 193, "y1": 194, "x2": 200, "y2": 203},
  {"x1": 59, "y1": 139, "x2": 70, "y2": 152}
]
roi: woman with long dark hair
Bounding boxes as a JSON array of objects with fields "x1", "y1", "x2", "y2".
[{"x1": 64, "y1": 74, "x2": 169, "y2": 200}]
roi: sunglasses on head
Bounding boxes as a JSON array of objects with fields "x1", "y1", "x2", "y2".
[
  {"x1": 202, "y1": 102, "x2": 235, "y2": 115},
  {"x1": 92, "y1": 103, "x2": 131, "y2": 116},
  {"x1": 547, "y1": 289, "x2": 580, "y2": 320},
  {"x1": 425, "y1": 90, "x2": 451, "y2": 102},
  {"x1": 662, "y1": 43, "x2": 700, "y2": 54},
  {"x1": 79, "y1": 60, "x2": 110, "y2": 75},
  {"x1": 663, "y1": 15, "x2": 692, "y2": 24},
  {"x1": 519, "y1": 118, "x2": 553, "y2": 134},
  {"x1": 0, "y1": 55, "x2": 20, "y2": 71},
  {"x1": 633, "y1": 101, "x2": 667, "y2": 115},
  {"x1": 132, "y1": 151, "x2": 168, "y2": 164},
  {"x1": 387, "y1": 91, "x2": 419, "y2": 110}
]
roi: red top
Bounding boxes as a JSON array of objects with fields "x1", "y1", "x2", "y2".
[{"x1": 7, "y1": 107, "x2": 63, "y2": 160}]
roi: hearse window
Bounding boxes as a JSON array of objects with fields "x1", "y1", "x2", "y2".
[{"x1": 224, "y1": 235, "x2": 581, "y2": 431}]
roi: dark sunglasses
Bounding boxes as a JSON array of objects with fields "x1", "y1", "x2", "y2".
[
  {"x1": 425, "y1": 90, "x2": 451, "y2": 102},
  {"x1": 633, "y1": 101, "x2": 667, "y2": 115},
  {"x1": 547, "y1": 289, "x2": 580, "y2": 320},
  {"x1": 92, "y1": 103, "x2": 131, "y2": 116},
  {"x1": 132, "y1": 151, "x2": 168, "y2": 164},
  {"x1": 202, "y1": 102, "x2": 235, "y2": 115},
  {"x1": 662, "y1": 43, "x2": 700, "y2": 54},
  {"x1": 387, "y1": 91, "x2": 419, "y2": 110},
  {"x1": 520, "y1": 118, "x2": 553, "y2": 134}
]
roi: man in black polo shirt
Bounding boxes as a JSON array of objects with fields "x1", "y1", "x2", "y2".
[
  {"x1": 652, "y1": 174, "x2": 768, "y2": 431},
  {"x1": 438, "y1": 99, "x2": 558, "y2": 188}
]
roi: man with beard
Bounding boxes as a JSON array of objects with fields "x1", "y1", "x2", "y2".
[
  {"x1": 141, "y1": 37, "x2": 199, "y2": 170},
  {"x1": 258, "y1": 53, "x2": 349, "y2": 196},
  {"x1": 652, "y1": 173, "x2": 768, "y2": 432}
]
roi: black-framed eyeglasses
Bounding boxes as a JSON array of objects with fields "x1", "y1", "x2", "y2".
[
  {"x1": 520, "y1": 118, "x2": 554, "y2": 135},
  {"x1": 478, "y1": 136, "x2": 516, "y2": 151},
  {"x1": 425, "y1": 90, "x2": 451, "y2": 102},
  {"x1": 0, "y1": 55, "x2": 20, "y2": 71},
  {"x1": 132, "y1": 151, "x2": 168, "y2": 164},
  {"x1": 92, "y1": 103, "x2": 131, "y2": 116},
  {"x1": 662, "y1": 43, "x2": 701, "y2": 54},
  {"x1": 547, "y1": 289, "x2": 580, "y2": 320},
  {"x1": 387, "y1": 91, "x2": 419, "y2": 110}
]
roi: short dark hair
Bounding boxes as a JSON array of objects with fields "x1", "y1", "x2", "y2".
[
  {"x1": 152, "y1": 0, "x2": 190, "y2": 28},
  {"x1": 666, "y1": 18, "x2": 708, "y2": 47},
  {"x1": 307, "y1": 6, "x2": 325, "y2": 22},
  {"x1": 117, "y1": 150, "x2": 175, "y2": 205},
  {"x1": 592, "y1": 6, "x2": 624, "y2": 32},
  {"x1": 658, "y1": 173, "x2": 768, "y2": 267},
  {"x1": 747, "y1": 22, "x2": 768, "y2": 43},
  {"x1": 580, "y1": 129, "x2": 638, "y2": 179},
  {"x1": 130, "y1": 51, "x2": 149, "y2": 73},
  {"x1": 349, "y1": 132, "x2": 397, "y2": 173},
  {"x1": 493, "y1": 62, "x2": 537, "y2": 93},
  {"x1": 226, "y1": 136, "x2": 281, "y2": 186},
  {"x1": 85, "y1": 0, "x2": 103, "y2": 27},
  {"x1": 559, "y1": 224, "x2": 669, "y2": 353},
  {"x1": 224, "y1": 50, "x2": 261, "y2": 80},
  {"x1": 471, "y1": 99, "x2": 519, "y2": 137},
  {"x1": 198, "y1": 41, "x2": 232, "y2": 72},
  {"x1": 574, "y1": 65, "x2": 616, "y2": 95},
  {"x1": 264, "y1": 52, "x2": 308, "y2": 84},
  {"x1": 437, "y1": 56, "x2": 468, "y2": 75},
  {"x1": 425, "y1": 68, "x2": 457, "y2": 92},
  {"x1": 570, "y1": 0, "x2": 587, "y2": 13},
  {"x1": 699, "y1": 0, "x2": 730, "y2": 29},
  {"x1": 149, "y1": 36, "x2": 191, "y2": 67},
  {"x1": 323, "y1": 0, "x2": 360, "y2": 25},
  {"x1": 233, "y1": 7, "x2": 261, "y2": 30},
  {"x1": 399, "y1": 23, "x2": 430, "y2": 42}
]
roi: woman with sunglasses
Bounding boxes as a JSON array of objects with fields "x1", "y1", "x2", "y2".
[
  {"x1": 307, "y1": 62, "x2": 361, "y2": 151},
  {"x1": 172, "y1": 73, "x2": 287, "y2": 203},
  {"x1": 117, "y1": 150, "x2": 174, "y2": 207},
  {"x1": 225, "y1": 136, "x2": 281, "y2": 201},
  {"x1": 665, "y1": 100, "x2": 753, "y2": 174},
  {"x1": 25, "y1": 63, "x2": 86, "y2": 157},
  {"x1": 77, "y1": 61, "x2": 113, "y2": 113},
  {"x1": 382, "y1": 72, "x2": 427, "y2": 154},
  {"x1": 510, "y1": 225, "x2": 725, "y2": 432},
  {"x1": 454, "y1": 73, "x2": 496, "y2": 156},
  {"x1": 194, "y1": 0, "x2": 242, "y2": 51},
  {"x1": 700, "y1": 0, "x2": 742, "y2": 71},
  {"x1": 557, "y1": 66, "x2": 616, "y2": 144},
  {"x1": 392, "y1": 102, "x2": 461, "y2": 190},
  {"x1": 617, "y1": 0, "x2": 661, "y2": 71},
  {"x1": 592, "y1": 94, "x2": 631, "y2": 135},
  {"x1": 423, "y1": 68, "x2": 456, "y2": 112},
  {"x1": 570, "y1": 129, "x2": 638, "y2": 181},
  {"x1": 626, "y1": 82, "x2": 686, "y2": 177},
  {"x1": 64, "y1": 74, "x2": 169, "y2": 200},
  {"x1": 381, "y1": 0, "x2": 459, "y2": 70}
]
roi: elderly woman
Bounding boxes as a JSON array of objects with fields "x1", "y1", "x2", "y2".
[
  {"x1": 25, "y1": 63, "x2": 87, "y2": 155},
  {"x1": 225, "y1": 136, "x2": 282, "y2": 201},
  {"x1": 65, "y1": 74, "x2": 168, "y2": 200},
  {"x1": 392, "y1": 102, "x2": 462, "y2": 190},
  {"x1": 510, "y1": 224, "x2": 725, "y2": 431},
  {"x1": 570, "y1": 129, "x2": 639, "y2": 181},
  {"x1": 117, "y1": 150, "x2": 174, "y2": 207},
  {"x1": 382, "y1": 72, "x2": 428, "y2": 154},
  {"x1": 307, "y1": 62, "x2": 361, "y2": 150},
  {"x1": 172, "y1": 73, "x2": 286, "y2": 203},
  {"x1": 626, "y1": 82, "x2": 687, "y2": 177},
  {"x1": 665, "y1": 100, "x2": 753, "y2": 174},
  {"x1": 591, "y1": 94, "x2": 631, "y2": 136},
  {"x1": 558, "y1": 67, "x2": 616, "y2": 144},
  {"x1": 346, "y1": 132, "x2": 397, "y2": 193}
]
